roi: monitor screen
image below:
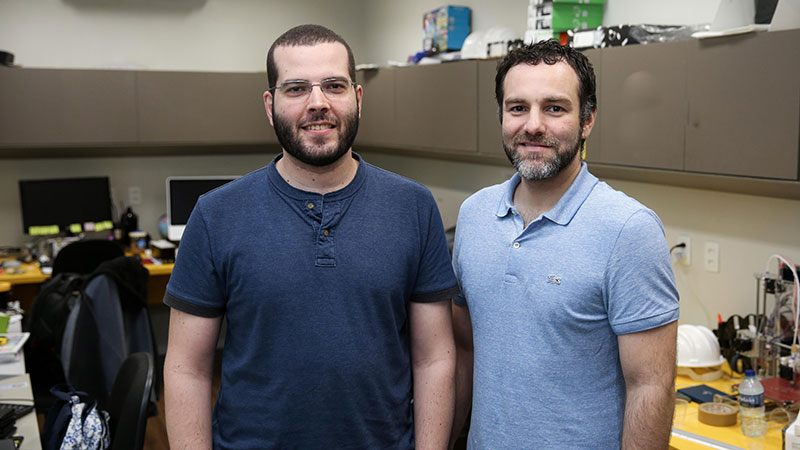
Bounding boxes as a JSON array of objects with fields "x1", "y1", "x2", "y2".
[
  {"x1": 18, "y1": 176, "x2": 114, "y2": 236},
  {"x1": 166, "y1": 176, "x2": 238, "y2": 241}
]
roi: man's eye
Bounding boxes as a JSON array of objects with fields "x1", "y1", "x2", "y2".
[
  {"x1": 284, "y1": 84, "x2": 309, "y2": 95},
  {"x1": 323, "y1": 82, "x2": 347, "y2": 93},
  {"x1": 546, "y1": 105, "x2": 565, "y2": 113},
  {"x1": 508, "y1": 106, "x2": 527, "y2": 113}
]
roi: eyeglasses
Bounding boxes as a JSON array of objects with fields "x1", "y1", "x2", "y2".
[{"x1": 269, "y1": 77, "x2": 356, "y2": 99}]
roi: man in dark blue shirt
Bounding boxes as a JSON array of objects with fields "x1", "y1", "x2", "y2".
[{"x1": 163, "y1": 24, "x2": 458, "y2": 450}]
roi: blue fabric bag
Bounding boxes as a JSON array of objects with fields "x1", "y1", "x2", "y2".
[{"x1": 41, "y1": 384, "x2": 109, "y2": 450}]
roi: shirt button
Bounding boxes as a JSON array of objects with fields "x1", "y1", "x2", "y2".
[
  {"x1": 513, "y1": 242, "x2": 520, "y2": 248},
  {"x1": 323, "y1": 229, "x2": 329, "y2": 237},
  {"x1": 307, "y1": 202, "x2": 315, "y2": 209}
]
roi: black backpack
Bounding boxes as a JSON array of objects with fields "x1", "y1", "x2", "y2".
[{"x1": 24, "y1": 273, "x2": 87, "y2": 403}]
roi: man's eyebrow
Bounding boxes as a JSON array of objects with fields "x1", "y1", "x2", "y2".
[{"x1": 503, "y1": 97, "x2": 529, "y2": 105}]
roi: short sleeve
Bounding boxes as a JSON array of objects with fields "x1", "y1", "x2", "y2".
[
  {"x1": 604, "y1": 209, "x2": 679, "y2": 335},
  {"x1": 410, "y1": 193, "x2": 459, "y2": 303},
  {"x1": 163, "y1": 201, "x2": 226, "y2": 317}
]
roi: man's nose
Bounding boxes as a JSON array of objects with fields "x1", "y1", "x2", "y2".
[{"x1": 307, "y1": 85, "x2": 330, "y2": 112}]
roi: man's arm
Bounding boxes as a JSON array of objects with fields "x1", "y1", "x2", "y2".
[
  {"x1": 409, "y1": 300, "x2": 456, "y2": 450},
  {"x1": 449, "y1": 301, "x2": 473, "y2": 449},
  {"x1": 618, "y1": 321, "x2": 678, "y2": 450},
  {"x1": 164, "y1": 308, "x2": 222, "y2": 450}
]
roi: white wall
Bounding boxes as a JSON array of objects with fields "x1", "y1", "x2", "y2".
[
  {"x1": 0, "y1": 0, "x2": 366, "y2": 71},
  {"x1": 3, "y1": 0, "x2": 798, "y2": 328},
  {"x1": 359, "y1": 0, "x2": 721, "y2": 64},
  {"x1": 360, "y1": 151, "x2": 800, "y2": 330}
]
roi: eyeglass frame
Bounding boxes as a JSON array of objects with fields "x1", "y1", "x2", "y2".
[{"x1": 268, "y1": 77, "x2": 358, "y2": 98}]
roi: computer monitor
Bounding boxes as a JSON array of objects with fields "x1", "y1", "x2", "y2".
[
  {"x1": 18, "y1": 176, "x2": 114, "y2": 236},
  {"x1": 166, "y1": 176, "x2": 238, "y2": 241}
]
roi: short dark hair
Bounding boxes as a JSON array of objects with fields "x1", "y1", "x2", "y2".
[
  {"x1": 266, "y1": 24, "x2": 356, "y2": 89},
  {"x1": 495, "y1": 39, "x2": 597, "y2": 125}
]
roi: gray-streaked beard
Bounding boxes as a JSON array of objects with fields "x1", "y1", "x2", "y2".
[
  {"x1": 504, "y1": 132, "x2": 581, "y2": 181},
  {"x1": 273, "y1": 106, "x2": 360, "y2": 167}
]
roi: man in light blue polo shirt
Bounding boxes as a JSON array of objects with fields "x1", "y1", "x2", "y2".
[{"x1": 451, "y1": 40, "x2": 679, "y2": 449}]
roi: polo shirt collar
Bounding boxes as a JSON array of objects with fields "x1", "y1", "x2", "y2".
[{"x1": 496, "y1": 162, "x2": 598, "y2": 225}]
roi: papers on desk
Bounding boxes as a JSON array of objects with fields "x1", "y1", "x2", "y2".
[{"x1": 0, "y1": 334, "x2": 29, "y2": 357}]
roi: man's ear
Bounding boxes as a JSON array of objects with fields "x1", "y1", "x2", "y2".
[
  {"x1": 355, "y1": 84, "x2": 363, "y2": 119},
  {"x1": 264, "y1": 90, "x2": 275, "y2": 127},
  {"x1": 581, "y1": 109, "x2": 597, "y2": 139}
]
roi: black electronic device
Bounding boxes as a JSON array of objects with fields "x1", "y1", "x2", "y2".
[
  {"x1": 676, "y1": 385, "x2": 735, "y2": 404},
  {"x1": 166, "y1": 176, "x2": 238, "y2": 241},
  {"x1": 18, "y1": 177, "x2": 114, "y2": 237}
]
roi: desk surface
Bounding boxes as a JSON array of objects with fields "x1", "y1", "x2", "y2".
[
  {"x1": 0, "y1": 374, "x2": 41, "y2": 450},
  {"x1": 0, "y1": 261, "x2": 173, "y2": 285},
  {"x1": 670, "y1": 371, "x2": 784, "y2": 450}
]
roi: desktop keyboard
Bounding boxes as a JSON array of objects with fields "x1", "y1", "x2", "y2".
[{"x1": 0, "y1": 404, "x2": 33, "y2": 421}]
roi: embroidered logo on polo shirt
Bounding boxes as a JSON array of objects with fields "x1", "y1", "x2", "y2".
[{"x1": 546, "y1": 274, "x2": 561, "y2": 285}]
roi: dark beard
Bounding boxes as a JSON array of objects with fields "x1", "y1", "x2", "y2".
[
  {"x1": 272, "y1": 106, "x2": 360, "y2": 167},
  {"x1": 503, "y1": 130, "x2": 581, "y2": 181}
]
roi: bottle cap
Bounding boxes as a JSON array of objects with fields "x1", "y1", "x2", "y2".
[{"x1": 745, "y1": 369, "x2": 755, "y2": 377}]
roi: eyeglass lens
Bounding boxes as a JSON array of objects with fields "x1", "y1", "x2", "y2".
[{"x1": 279, "y1": 78, "x2": 352, "y2": 98}]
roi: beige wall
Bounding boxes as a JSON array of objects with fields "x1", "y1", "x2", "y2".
[
  {"x1": 1, "y1": 0, "x2": 796, "y2": 327},
  {"x1": 0, "y1": 0, "x2": 366, "y2": 71},
  {"x1": 359, "y1": 151, "x2": 800, "y2": 329}
]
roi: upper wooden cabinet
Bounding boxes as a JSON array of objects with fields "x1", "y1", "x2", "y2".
[
  {"x1": 356, "y1": 68, "x2": 397, "y2": 147},
  {"x1": 0, "y1": 68, "x2": 138, "y2": 147},
  {"x1": 137, "y1": 71, "x2": 276, "y2": 145},
  {"x1": 596, "y1": 41, "x2": 687, "y2": 170},
  {"x1": 582, "y1": 49, "x2": 603, "y2": 164},
  {"x1": 477, "y1": 59, "x2": 503, "y2": 157},
  {"x1": 393, "y1": 61, "x2": 478, "y2": 153},
  {"x1": 685, "y1": 29, "x2": 800, "y2": 180}
]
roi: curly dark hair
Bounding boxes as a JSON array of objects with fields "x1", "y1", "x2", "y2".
[
  {"x1": 494, "y1": 39, "x2": 597, "y2": 126},
  {"x1": 266, "y1": 24, "x2": 356, "y2": 89}
]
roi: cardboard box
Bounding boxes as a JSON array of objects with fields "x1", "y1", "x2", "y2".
[{"x1": 423, "y1": 6, "x2": 471, "y2": 52}]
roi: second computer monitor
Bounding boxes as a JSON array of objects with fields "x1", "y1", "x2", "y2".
[{"x1": 166, "y1": 176, "x2": 238, "y2": 241}]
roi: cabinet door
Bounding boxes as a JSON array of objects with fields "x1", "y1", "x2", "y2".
[
  {"x1": 582, "y1": 48, "x2": 603, "y2": 164},
  {"x1": 394, "y1": 61, "x2": 478, "y2": 153},
  {"x1": 0, "y1": 68, "x2": 137, "y2": 146},
  {"x1": 686, "y1": 29, "x2": 800, "y2": 179},
  {"x1": 356, "y1": 68, "x2": 396, "y2": 147},
  {"x1": 137, "y1": 71, "x2": 276, "y2": 144},
  {"x1": 597, "y1": 41, "x2": 686, "y2": 170},
  {"x1": 477, "y1": 59, "x2": 503, "y2": 157}
]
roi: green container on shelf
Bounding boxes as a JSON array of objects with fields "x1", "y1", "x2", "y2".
[{"x1": 551, "y1": 2, "x2": 604, "y2": 32}]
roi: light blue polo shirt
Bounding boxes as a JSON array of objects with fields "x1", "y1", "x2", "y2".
[{"x1": 453, "y1": 163, "x2": 679, "y2": 449}]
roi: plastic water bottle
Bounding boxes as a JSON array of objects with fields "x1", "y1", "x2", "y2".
[{"x1": 739, "y1": 369, "x2": 767, "y2": 437}]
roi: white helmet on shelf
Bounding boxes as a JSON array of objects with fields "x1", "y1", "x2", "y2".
[
  {"x1": 461, "y1": 30, "x2": 488, "y2": 59},
  {"x1": 485, "y1": 27, "x2": 519, "y2": 57},
  {"x1": 677, "y1": 324, "x2": 726, "y2": 381}
]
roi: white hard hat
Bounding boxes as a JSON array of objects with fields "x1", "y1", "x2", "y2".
[
  {"x1": 677, "y1": 324, "x2": 726, "y2": 381},
  {"x1": 485, "y1": 27, "x2": 519, "y2": 57},
  {"x1": 461, "y1": 31, "x2": 488, "y2": 59}
]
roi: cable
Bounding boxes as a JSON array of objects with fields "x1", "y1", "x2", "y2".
[{"x1": 669, "y1": 243, "x2": 686, "y2": 253}]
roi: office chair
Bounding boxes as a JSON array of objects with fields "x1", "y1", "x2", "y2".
[
  {"x1": 107, "y1": 352, "x2": 154, "y2": 450},
  {"x1": 52, "y1": 239, "x2": 124, "y2": 275}
]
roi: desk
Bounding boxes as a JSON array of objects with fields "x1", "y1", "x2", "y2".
[
  {"x1": 0, "y1": 261, "x2": 173, "y2": 311},
  {"x1": 669, "y1": 371, "x2": 784, "y2": 449},
  {"x1": 0, "y1": 374, "x2": 41, "y2": 450}
]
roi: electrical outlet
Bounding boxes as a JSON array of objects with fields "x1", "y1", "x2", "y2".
[
  {"x1": 704, "y1": 241, "x2": 720, "y2": 273},
  {"x1": 128, "y1": 186, "x2": 142, "y2": 206},
  {"x1": 676, "y1": 235, "x2": 691, "y2": 266}
]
